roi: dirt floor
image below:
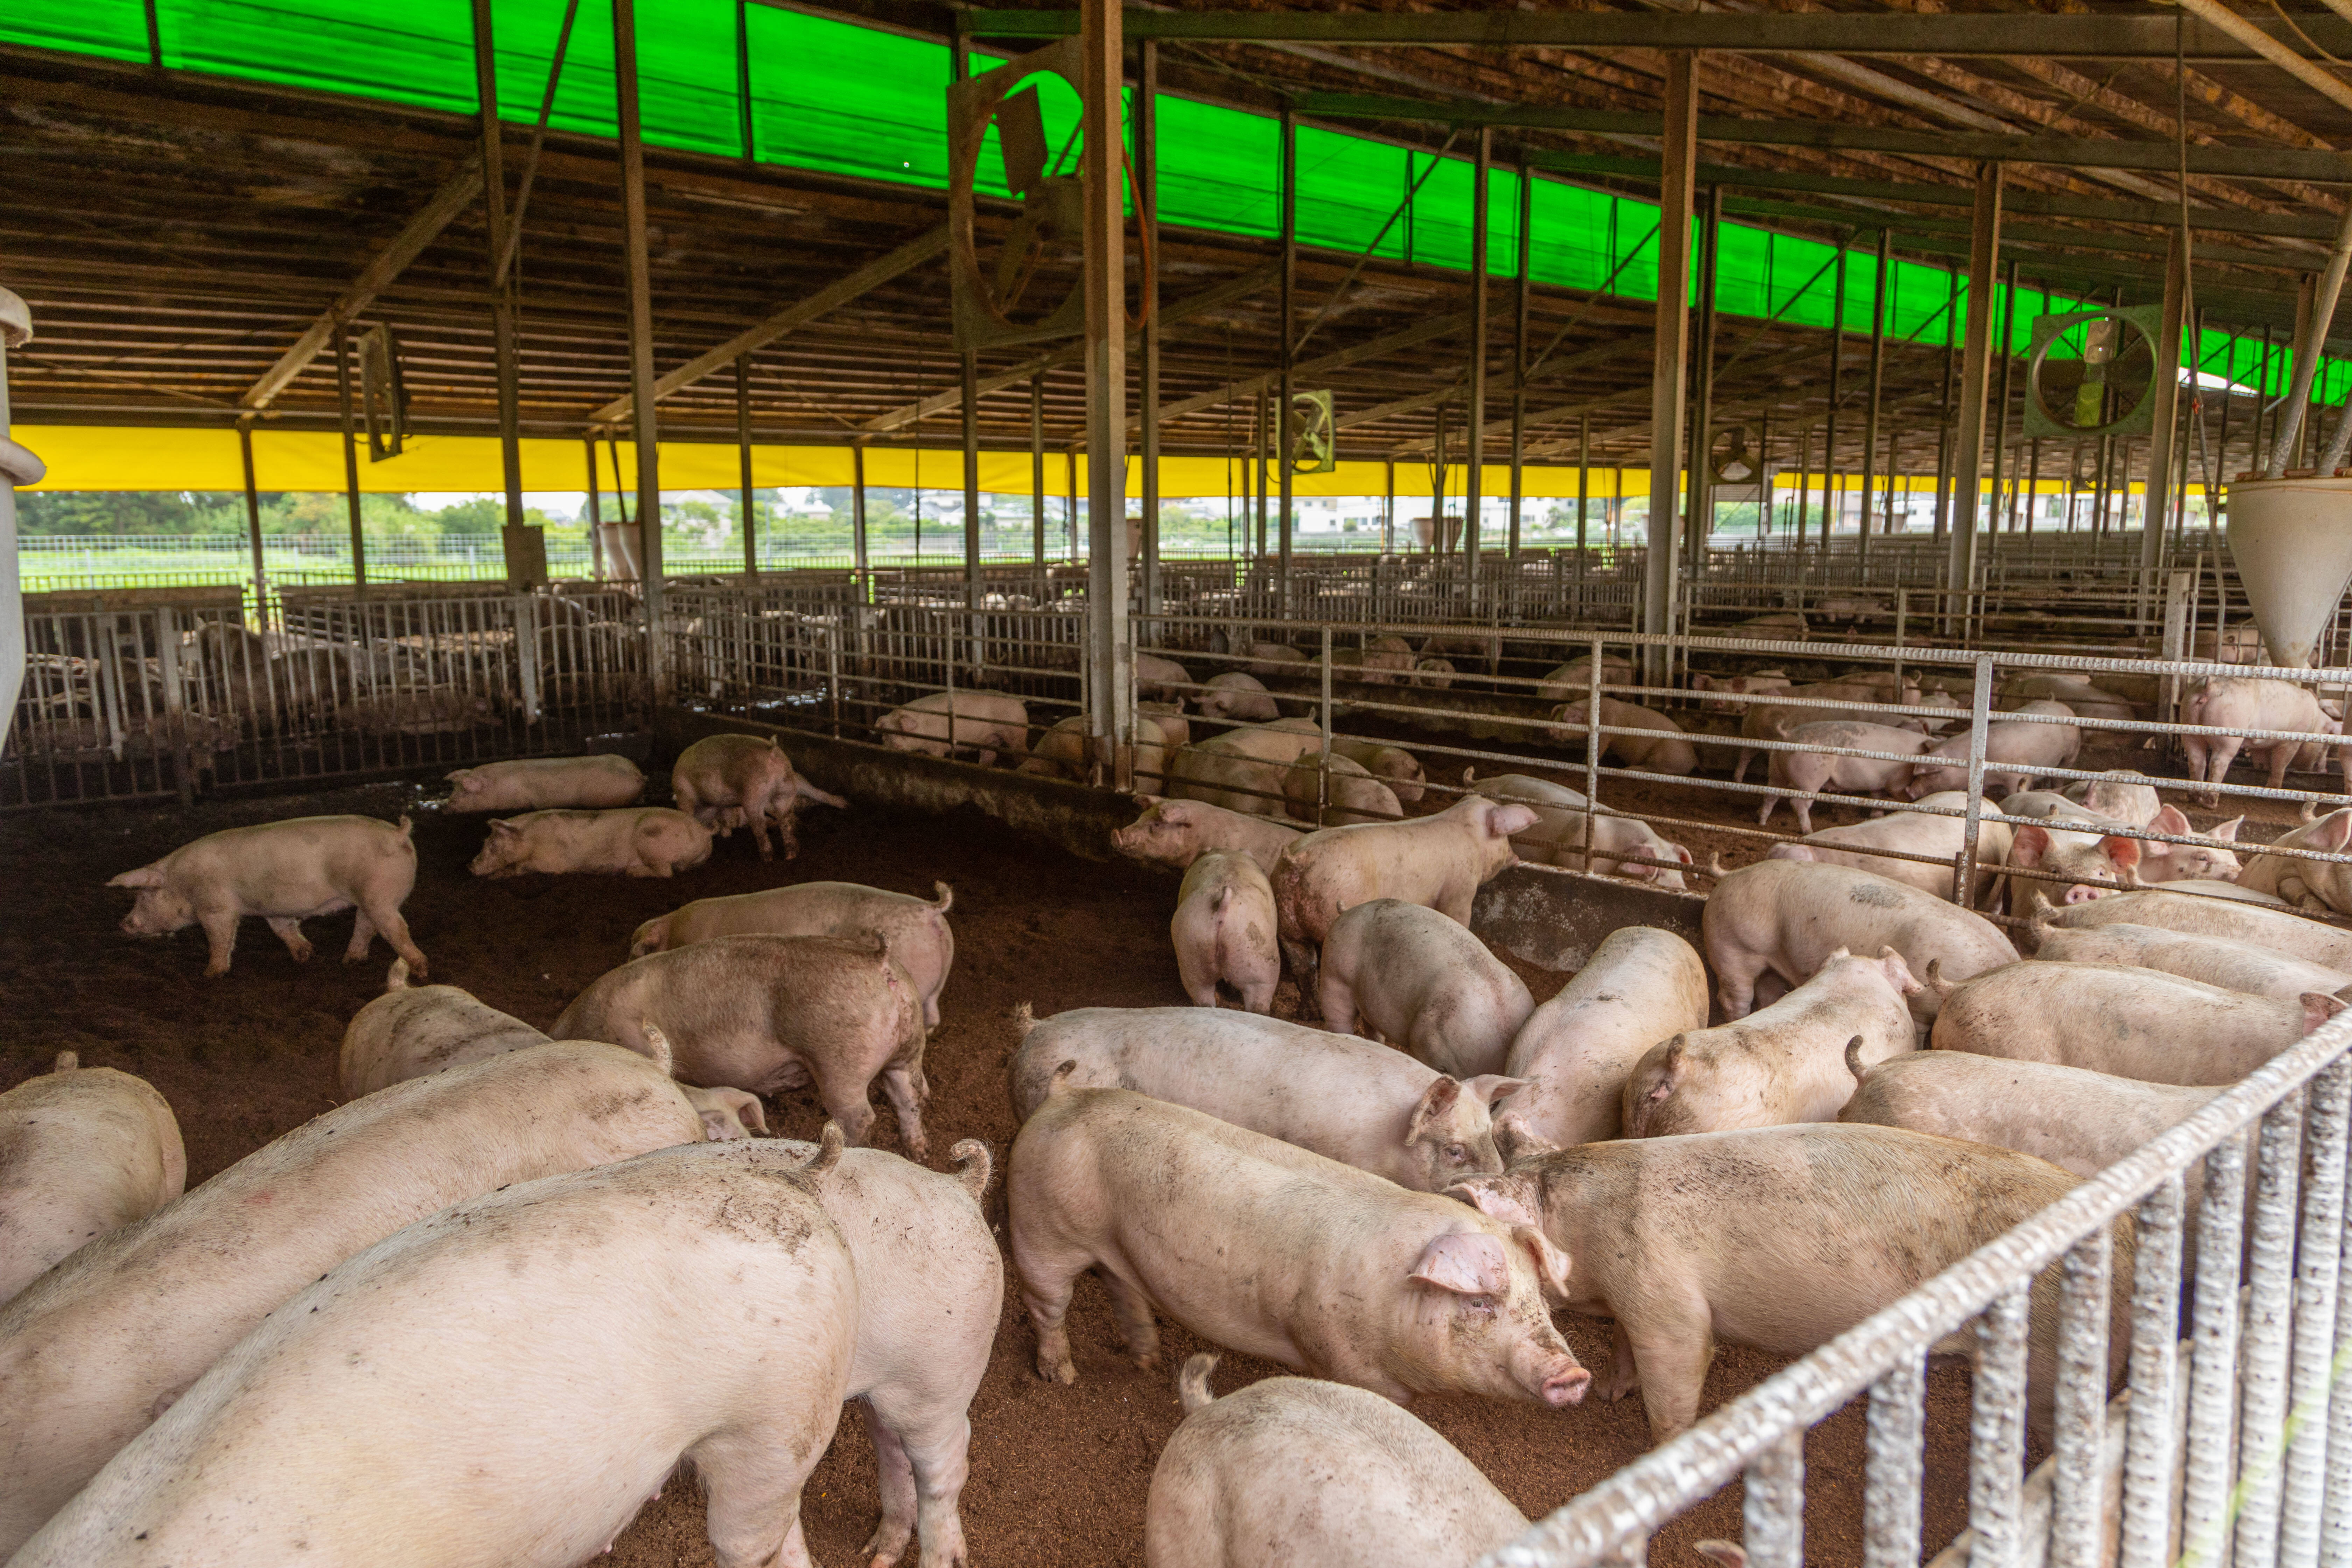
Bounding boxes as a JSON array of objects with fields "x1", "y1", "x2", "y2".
[{"x1": 6, "y1": 747, "x2": 2109, "y2": 1568}]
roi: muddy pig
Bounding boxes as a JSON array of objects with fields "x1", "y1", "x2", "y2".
[
  {"x1": 1281, "y1": 750, "x2": 1403, "y2": 825},
  {"x1": 1171, "y1": 852, "x2": 1280, "y2": 1013},
  {"x1": 1929, "y1": 961, "x2": 2344, "y2": 1083},
  {"x1": 2034, "y1": 886, "x2": 2352, "y2": 969},
  {"x1": 1010, "y1": 1082, "x2": 1589, "y2": 1406},
  {"x1": 1702, "y1": 859, "x2": 2016, "y2": 1021},
  {"x1": 630, "y1": 880, "x2": 955, "y2": 1027},
  {"x1": 1008, "y1": 1005, "x2": 1520, "y2": 1190},
  {"x1": 337, "y1": 958, "x2": 552, "y2": 1097},
  {"x1": 0, "y1": 1041, "x2": 706, "y2": 1555},
  {"x1": 468, "y1": 806, "x2": 714, "y2": 879},
  {"x1": 1622, "y1": 947, "x2": 1921, "y2": 1136},
  {"x1": 875, "y1": 690, "x2": 1031, "y2": 764},
  {"x1": 1758, "y1": 721, "x2": 1936, "y2": 833},
  {"x1": 670, "y1": 732, "x2": 847, "y2": 860},
  {"x1": 2029, "y1": 916, "x2": 2352, "y2": 1000},
  {"x1": 1766, "y1": 791, "x2": 2012, "y2": 904},
  {"x1": 1449, "y1": 1123, "x2": 2132, "y2": 1441},
  {"x1": 442, "y1": 753, "x2": 645, "y2": 813},
  {"x1": 1270, "y1": 796, "x2": 1539, "y2": 1007},
  {"x1": 1497, "y1": 927, "x2": 1709, "y2": 1155},
  {"x1": 1145, "y1": 1355, "x2": 1527, "y2": 1568},
  {"x1": 1318, "y1": 898, "x2": 1534, "y2": 1078},
  {"x1": 554, "y1": 932, "x2": 930, "y2": 1154},
  {"x1": 12, "y1": 1139, "x2": 857, "y2": 1568},
  {"x1": 108, "y1": 813, "x2": 428, "y2": 979},
  {"x1": 0, "y1": 1054, "x2": 184, "y2": 1306},
  {"x1": 1112, "y1": 795, "x2": 1303, "y2": 875}
]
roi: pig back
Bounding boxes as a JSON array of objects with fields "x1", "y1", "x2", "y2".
[
  {"x1": 2041, "y1": 888, "x2": 2352, "y2": 969},
  {"x1": 1503, "y1": 927, "x2": 1709, "y2": 1148},
  {"x1": 0, "y1": 1063, "x2": 187, "y2": 1306},
  {"x1": 337, "y1": 981, "x2": 552, "y2": 1099},
  {"x1": 1930, "y1": 961, "x2": 2314, "y2": 1080},
  {"x1": 1838, "y1": 1051, "x2": 2221, "y2": 1178},
  {"x1": 0, "y1": 1041, "x2": 705, "y2": 1557}
]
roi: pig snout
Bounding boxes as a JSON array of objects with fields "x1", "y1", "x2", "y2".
[
  {"x1": 2062, "y1": 883, "x2": 2115, "y2": 904},
  {"x1": 1516, "y1": 1339, "x2": 1592, "y2": 1406}
]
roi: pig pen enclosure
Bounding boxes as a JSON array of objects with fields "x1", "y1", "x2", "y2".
[{"x1": 15, "y1": 2, "x2": 2352, "y2": 1565}]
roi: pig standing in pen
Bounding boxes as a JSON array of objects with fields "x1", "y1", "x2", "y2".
[
  {"x1": 670, "y1": 732, "x2": 848, "y2": 860},
  {"x1": 629, "y1": 879, "x2": 957, "y2": 1028},
  {"x1": 1169, "y1": 851, "x2": 1281, "y2": 1013},
  {"x1": 1315, "y1": 898, "x2": 1534, "y2": 1078}
]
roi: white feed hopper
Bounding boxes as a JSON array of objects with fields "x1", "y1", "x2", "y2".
[{"x1": 2225, "y1": 474, "x2": 2352, "y2": 668}]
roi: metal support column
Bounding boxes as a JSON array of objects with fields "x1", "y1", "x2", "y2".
[
  {"x1": 1818, "y1": 237, "x2": 1847, "y2": 559},
  {"x1": 1686, "y1": 183, "x2": 1721, "y2": 578},
  {"x1": 2142, "y1": 229, "x2": 2189, "y2": 603},
  {"x1": 332, "y1": 325, "x2": 368, "y2": 592},
  {"x1": 474, "y1": 0, "x2": 525, "y2": 532},
  {"x1": 1859, "y1": 229, "x2": 1888, "y2": 567},
  {"x1": 952, "y1": 27, "x2": 983, "y2": 610},
  {"x1": 1030, "y1": 371, "x2": 1046, "y2": 567},
  {"x1": 1139, "y1": 38, "x2": 1162, "y2": 618},
  {"x1": 1510, "y1": 157, "x2": 1531, "y2": 559},
  {"x1": 614, "y1": 0, "x2": 664, "y2": 693},
  {"x1": 1988, "y1": 255, "x2": 2017, "y2": 556},
  {"x1": 1382, "y1": 459, "x2": 1394, "y2": 552},
  {"x1": 1081, "y1": 0, "x2": 1134, "y2": 784},
  {"x1": 851, "y1": 444, "x2": 869, "y2": 573},
  {"x1": 1947, "y1": 163, "x2": 2004, "y2": 631},
  {"x1": 1643, "y1": 51, "x2": 1699, "y2": 678},
  {"x1": 1465, "y1": 125, "x2": 1491, "y2": 600},
  {"x1": 238, "y1": 421, "x2": 267, "y2": 605},
  {"x1": 737, "y1": 354, "x2": 757, "y2": 578},
  {"x1": 1276, "y1": 107, "x2": 1297, "y2": 615}
]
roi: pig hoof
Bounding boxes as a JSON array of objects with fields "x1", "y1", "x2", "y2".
[
  {"x1": 1037, "y1": 1353, "x2": 1077, "y2": 1385},
  {"x1": 204, "y1": 964, "x2": 231, "y2": 979},
  {"x1": 1136, "y1": 1351, "x2": 1162, "y2": 1372}
]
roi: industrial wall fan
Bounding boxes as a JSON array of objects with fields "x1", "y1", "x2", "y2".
[
  {"x1": 2024, "y1": 305, "x2": 2168, "y2": 440},
  {"x1": 1290, "y1": 390, "x2": 1336, "y2": 474}
]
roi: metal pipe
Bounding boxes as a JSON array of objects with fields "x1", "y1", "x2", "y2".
[
  {"x1": 2281, "y1": 1059, "x2": 2350, "y2": 1568},
  {"x1": 1031, "y1": 371, "x2": 1046, "y2": 567},
  {"x1": 1967, "y1": 1285, "x2": 2032, "y2": 1568},
  {"x1": 1949, "y1": 169, "x2": 2003, "y2": 632},
  {"x1": 1819, "y1": 235, "x2": 1847, "y2": 562},
  {"x1": 1988, "y1": 256, "x2": 2017, "y2": 559},
  {"x1": 2050, "y1": 1226, "x2": 2114, "y2": 1566},
  {"x1": 1687, "y1": 184, "x2": 1722, "y2": 581},
  {"x1": 852, "y1": 443, "x2": 868, "y2": 573},
  {"x1": 1859, "y1": 229, "x2": 1889, "y2": 570},
  {"x1": 1140, "y1": 38, "x2": 1162, "y2": 618},
  {"x1": 1081, "y1": 0, "x2": 1133, "y2": 785},
  {"x1": 2234, "y1": 1092, "x2": 2308, "y2": 1568},
  {"x1": 737, "y1": 353, "x2": 756, "y2": 578},
  {"x1": 1466, "y1": 125, "x2": 1491, "y2": 600},
  {"x1": 1277, "y1": 106, "x2": 1297, "y2": 616},
  {"x1": 474, "y1": 0, "x2": 526, "y2": 533},
  {"x1": 1511, "y1": 159, "x2": 1531, "y2": 559},
  {"x1": 1643, "y1": 52, "x2": 1698, "y2": 681},
  {"x1": 1743, "y1": 1432, "x2": 1806, "y2": 1568},
  {"x1": 613, "y1": 0, "x2": 664, "y2": 692},
  {"x1": 332, "y1": 324, "x2": 367, "y2": 593},
  {"x1": 238, "y1": 421, "x2": 266, "y2": 604},
  {"x1": 2270, "y1": 229, "x2": 2352, "y2": 476},
  {"x1": 2118, "y1": 1175, "x2": 2184, "y2": 1568}
]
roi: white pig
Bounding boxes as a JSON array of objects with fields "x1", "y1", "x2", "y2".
[
  {"x1": 1169, "y1": 722, "x2": 1324, "y2": 816},
  {"x1": 1007, "y1": 1005, "x2": 1522, "y2": 1190},
  {"x1": 108, "y1": 813, "x2": 428, "y2": 979},
  {"x1": 1534, "y1": 654, "x2": 1634, "y2": 702},
  {"x1": 1412, "y1": 657, "x2": 1457, "y2": 689},
  {"x1": 875, "y1": 690, "x2": 1031, "y2": 764},
  {"x1": 442, "y1": 753, "x2": 645, "y2": 813},
  {"x1": 2179, "y1": 677, "x2": 2338, "y2": 805},
  {"x1": 629, "y1": 880, "x2": 956, "y2": 1028},
  {"x1": 1112, "y1": 795, "x2": 1303, "y2": 876},
  {"x1": 1171, "y1": 852, "x2": 1281, "y2": 1013},
  {"x1": 1766, "y1": 791, "x2": 2013, "y2": 905},
  {"x1": 1326, "y1": 736, "x2": 1426, "y2": 804},
  {"x1": 1009, "y1": 1082, "x2": 1590, "y2": 1406},
  {"x1": 1137, "y1": 652, "x2": 1194, "y2": 704},
  {"x1": 1468, "y1": 771, "x2": 1693, "y2": 890},
  {"x1": 0, "y1": 1054, "x2": 184, "y2": 1306},
  {"x1": 2236, "y1": 805, "x2": 2352, "y2": 914},
  {"x1": 0, "y1": 1041, "x2": 706, "y2": 1555},
  {"x1": 12, "y1": 1139, "x2": 858, "y2": 1568},
  {"x1": 1199, "y1": 671, "x2": 1282, "y2": 722},
  {"x1": 670, "y1": 732, "x2": 848, "y2": 860},
  {"x1": 1701, "y1": 859, "x2": 2016, "y2": 1021},
  {"x1": 1145, "y1": 1355, "x2": 1528, "y2": 1568},
  {"x1": 1245, "y1": 642, "x2": 1309, "y2": 679},
  {"x1": 1621, "y1": 947, "x2": 1922, "y2": 1136},
  {"x1": 1281, "y1": 751, "x2": 1404, "y2": 825},
  {"x1": 2029, "y1": 917, "x2": 2352, "y2": 999},
  {"x1": 2065, "y1": 770, "x2": 2163, "y2": 825},
  {"x1": 2036, "y1": 886, "x2": 2352, "y2": 969},
  {"x1": 1496, "y1": 926, "x2": 1710, "y2": 1155},
  {"x1": 1317, "y1": 898, "x2": 1535, "y2": 1078},
  {"x1": 467, "y1": 806, "x2": 714, "y2": 879},
  {"x1": 1928, "y1": 961, "x2": 2345, "y2": 1083},
  {"x1": 337, "y1": 958, "x2": 552, "y2": 1098},
  {"x1": 1546, "y1": 698, "x2": 1700, "y2": 776},
  {"x1": 1904, "y1": 701, "x2": 2082, "y2": 799},
  {"x1": 1840, "y1": 1050, "x2": 2222, "y2": 1183},
  {"x1": 553, "y1": 933, "x2": 930, "y2": 1155},
  {"x1": 1758, "y1": 721, "x2": 1935, "y2": 833}
]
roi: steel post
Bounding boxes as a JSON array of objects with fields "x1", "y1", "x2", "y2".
[
  {"x1": 1643, "y1": 52, "x2": 1698, "y2": 683},
  {"x1": 332, "y1": 324, "x2": 367, "y2": 592},
  {"x1": 2142, "y1": 230, "x2": 2189, "y2": 611},
  {"x1": 1511, "y1": 159, "x2": 1531, "y2": 558},
  {"x1": 1277, "y1": 107, "x2": 1296, "y2": 616},
  {"x1": 614, "y1": 0, "x2": 664, "y2": 694},
  {"x1": 1140, "y1": 38, "x2": 1162, "y2": 618},
  {"x1": 1860, "y1": 229, "x2": 1888, "y2": 568},
  {"x1": 1081, "y1": 0, "x2": 1133, "y2": 786},
  {"x1": 1466, "y1": 126, "x2": 1491, "y2": 601},
  {"x1": 737, "y1": 353, "x2": 757, "y2": 578}
]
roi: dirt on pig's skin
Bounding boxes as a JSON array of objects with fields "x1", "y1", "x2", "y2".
[{"x1": 2, "y1": 772, "x2": 1988, "y2": 1568}]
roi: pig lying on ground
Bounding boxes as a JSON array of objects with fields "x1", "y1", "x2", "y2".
[
  {"x1": 0, "y1": 1042, "x2": 706, "y2": 1556},
  {"x1": 671, "y1": 732, "x2": 848, "y2": 859},
  {"x1": 1546, "y1": 698, "x2": 1701, "y2": 776},
  {"x1": 2029, "y1": 916, "x2": 2352, "y2": 999},
  {"x1": 1692, "y1": 669, "x2": 1793, "y2": 713},
  {"x1": 1008, "y1": 1006, "x2": 1520, "y2": 1190},
  {"x1": 1317, "y1": 898, "x2": 1534, "y2": 1078},
  {"x1": 1766, "y1": 791, "x2": 2012, "y2": 905},
  {"x1": 1759, "y1": 721, "x2": 1935, "y2": 833},
  {"x1": 1010, "y1": 1082, "x2": 1590, "y2": 1406},
  {"x1": 1270, "y1": 796, "x2": 1539, "y2": 1008},
  {"x1": 1497, "y1": 927, "x2": 1709, "y2": 1155},
  {"x1": 1137, "y1": 652, "x2": 1194, "y2": 704},
  {"x1": 1535, "y1": 655, "x2": 1634, "y2": 702},
  {"x1": 109, "y1": 813, "x2": 428, "y2": 978},
  {"x1": 0, "y1": 1054, "x2": 184, "y2": 1306},
  {"x1": 1904, "y1": 701, "x2": 2082, "y2": 798},
  {"x1": 1702, "y1": 860, "x2": 2016, "y2": 1021},
  {"x1": 1169, "y1": 721, "x2": 1324, "y2": 816},
  {"x1": 1928, "y1": 960, "x2": 2345, "y2": 1082},
  {"x1": 876, "y1": 691, "x2": 1031, "y2": 765},
  {"x1": 1246, "y1": 642, "x2": 1309, "y2": 679},
  {"x1": 1145, "y1": 1355, "x2": 1527, "y2": 1568},
  {"x1": 2179, "y1": 677, "x2": 2338, "y2": 805},
  {"x1": 2005, "y1": 672, "x2": 2139, "y2": 723},
  {"x1": 1621, "y1": 947, "x2": 1921, "y2": 1135},
  {"x1": 1171, "y1": 853, "x2": 1280, "y2": 1012},
  {"x1": 629, "y1": 880, "x2": 956, "y2": 1027},
  {"x1": 1448, "y1": 1124, "x2": 2132, "y2": 1441},
  {"x1": 1467, "y1": 771, "x2": 1693, "y2": 890},
  {"x1": 468, "y1": 806, "x2": 714, "y2": 879},
  {"x1": 2066, "y1": 770, "x2": 2163, "y2": 825},
  {"x1": 1112, "y1": 795, "x2": 1302, "y2": 875},
  {"x1": 2236, "y1": 806, "x2": 2352, "y2": 914},
  {"x1": 1326, "y1": 737, "x2": 1426, "y2": 803},
  {"x1": 1731, "y1": 677, "x2": 1923, "y2": 782},
  {"x1": 1199, "y1": 671, "x2": 1281, "y2": 722},
  {"x1": 1281, "y1": 751, "x2": 1404, "y2": 824},
  {"x1": 443, "y1": 753, "x2": 645, "y2": 813},
  {"x1": 2032, "y1": 886, "x2": 2352, "y2": 969},
  {"x1": 768, "y1": 1136, "x2": 1000, "y2": 1568},
  {"x1": 12, "y1": 1139, "x2": 858, "y2": 1568},
  {"x1": 554, "y1": 932, "x2": 930, "y2": 1154}
]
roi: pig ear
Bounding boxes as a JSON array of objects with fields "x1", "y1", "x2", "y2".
[
  {"x1": 1877, "y1": 945, "x2": 1923, "y2": 995},
  {"x1": 1462, "y1": 1074, "x2": 1530, "y2": 1108},
  {"x1": 1446, "y1": 1173, "x2": 1541, "y2": 1227},
  {"x1": 1407, "y1": 1232, "x2": 1508, "y2": 1297},
  {"x1": 2212, "y1": 816, "x2": 2244, "y2": 844},
  {"x1": 490, "y1": 819, "x2": 521, "y2": 836},
  {"x1": 2151, "y1": 804, "x2": 2191, "y2": 835},
  {"x1": 1695, "y1": 1543, "x2": 1750, "y2": 1568},
  {"x1": 2317, "y1": 811, "x2": 2352, "y2": 853},
  {"x1": 1674, "y1": 843, "x2": 1695, "y2": 866},
  {"x1": 1409, "y1": 1076, "x2": 1464, "y2": 1139},
  {"x1": 107, "y1": 866, "x2": 165, "y2": 889},
  {"x1": 1826, "y1": 945, "x2": 1854, "y2": 962},
  {"x1": 2099, "y1": 834, "x2": 2143, "y2": 878},
  {"x1": 2010, "y1": 824, "x2": 2050, "y2": 869},
  {"x1": 2302, "y1": 992, "x2": 2347, "y2": 1034},
  {"x1": 1489, "y1": 803, "x2": 1541, "y2": 837},
  {"x1": 1512, "y1": 1224, "x2": 1574, "y2": 1306},
  {"x1": 1491, "y1": 1110, "x2": 1560, "y2": 1164}
]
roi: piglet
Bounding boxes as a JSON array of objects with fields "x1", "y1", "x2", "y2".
[
  {"x1": 1171, "y1": 852, "x2": 1281, "y2": 1013},
  {"x1": 1702, "y1": 859, "x2": 2016, "y2": 1021},
  {"x1": 670, "y1": 732, "x2": 847, "y2": 859},
  {"x1": 1449, "y1": 1124, "x2": 2131, "y2": 1441},
  {"x1": 1318, "y1": 898, "x2": 1534, "y2": 1078},
  {"x1": 1112, "y1": 795, "x2": 1303, "y2": 876},
  {"x1": 468, "y1": 806, "x2": 713, "y2": 879},
  {"x1": 554, "y1": 932, "x2": 930, "y2": 1154},
  {"x1": 875, "y1": 691, "x2": 1030, "y2": 764},
  {"x1": 108, "y1": 814, "x2": 427, "y2": 979},
  {"x1": 1622, "y1": 946, "x2": 1920, "y2": 1136},
  {"x1": 11, "y1": 1140, "x2": 859, "y2": 1568},
  {"x1": 1496, "y1": 927, "x2": 1709, "y2": 1154},
  {"x1": 1008, "y1": 1004, "x2": 1521, "y2": 1190},
  {"x1": 630, "y1": 880, "x2": 956, "y2": 1028},
  {"x1": 442, "y1": 754, "x2": 644, "y2": 813},
  {"x1": 0, "y1": 1054, "x2": 185, "y2": 1305},
  {"x1": 1010, "y1": 1082, "x2": 1589, "y2": 1406},
  {"x1": 1146, "y1": 1356, "x2": 1528, "y2": 1568}
]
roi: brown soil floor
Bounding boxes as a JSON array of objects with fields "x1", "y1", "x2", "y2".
[{"x1": 6, "y1": 742, "x2": 2134, "y2": 1568}]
